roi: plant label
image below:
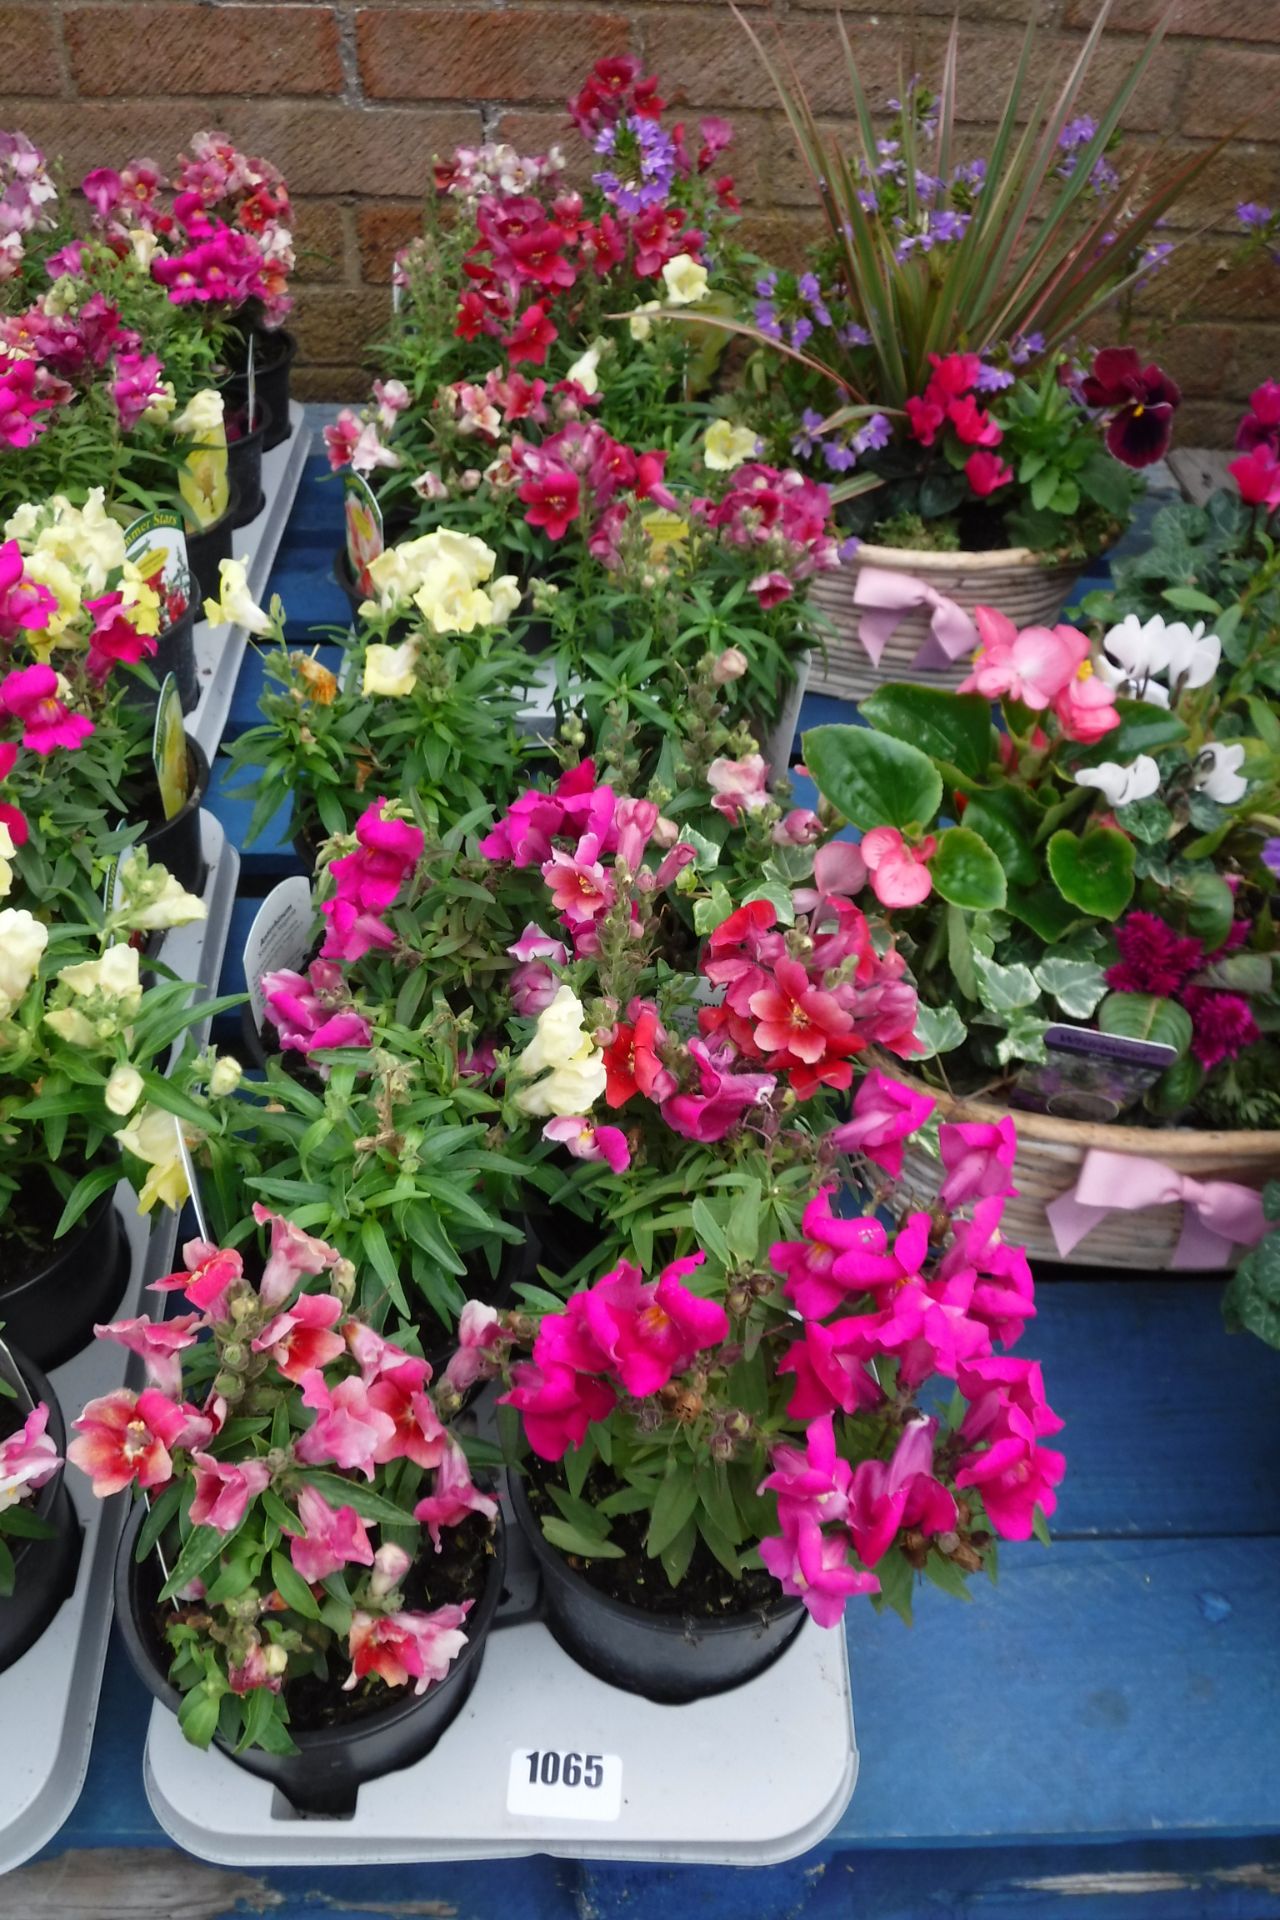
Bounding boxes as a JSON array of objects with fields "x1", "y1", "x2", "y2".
[
  {"x1": 1009, "y1": 1023, "x2": 1179, "y2": 1122},
  {"x1": 243, "y1": 876, "x2": 314, "y2": 1031},
  {"x1": 343, "y1": 473, "x2": 383, "y2": 598},
  {"x1": 123, "y1": 509, "x2": 192, "y2": 633},
  {"x1": 506, "y1": 1747, "x2": 622, "y2": 1821},
  {"x1": 152, "y1": 675, "x2": 189, "y2": 821}
]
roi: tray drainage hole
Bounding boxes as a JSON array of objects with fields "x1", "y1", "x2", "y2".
[{"x1": 269, "y1": 1788, "x2": 358, "y2": 1823}]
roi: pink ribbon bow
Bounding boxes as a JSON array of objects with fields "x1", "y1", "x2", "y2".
[
  {"x1": 1045, "y1": 1148, "x2": 1269, "y2": 1270},
  {"x1": 852, "y1": 567, "x2": 978, "y2": 672}
]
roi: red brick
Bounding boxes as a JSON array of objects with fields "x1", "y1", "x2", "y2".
[
  {"x1": 356, "y1": 201, "x2": 422, "y2": 282},
  {"x1": 1180, "y1": 48, "x2": 1280, "y2": 142},
  {"x1": 737, "y1": 208, "x2": 826, "y2": 272},
  {"x1": 1127, "y1": 320, "x2": 1242, "y2": 400},
  {"x1": 65, "y1": 5, "x2": 344, "y2": 99},
  {"x1": 1174, "y1": 397, "x2": 1248, "y2": 447},
  {"x1": 293, "y1": 363, "x2": 370, "y2": 402},
  {"x1": 287, "y1": 283, "x2": 390, "y2": 362},
  {"x1": 0, "y1": 6, "x2": 62, "y2": 96},
  {"x1": 1132, "y1": 138, "x2": 1280, "y2": 233},
  {"x1": 0, "y1": 101, "x2": 482, "y2": 199},
  {"x1": 356, "y1": 7, "x2": 632, "y2": 103},
  {"x1": 291, "y1": 199, "x2": 354, "y2": 284},
  {"x1": 1065, "y1": 0, "x2": 1280, "y2": 39},
  {"x1": 1133, "y1": 236, "x2": 1276, "y2": 320}
]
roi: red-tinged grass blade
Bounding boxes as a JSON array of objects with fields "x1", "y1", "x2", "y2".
[{"x1": 633, "y1": 307, "x2": 864, "y2": 398}]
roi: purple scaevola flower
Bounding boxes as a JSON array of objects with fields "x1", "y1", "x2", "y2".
[
  {"x1": 789, "y1": 315, "x2": 814, "y2": 349},
  {"x1": 930, "y1": 209, "x2": 969, "y2": 243},
  {"x1": 1009, "y1": 331, "x2": 1045, "y2": 366},
  {"x1": 975, "y1": 361, "x2": 1014, "y2": 392},
  {"x1": 1263, "y1": 838, "x2": 1280, "y2": 879},
  {"x1": 592, "y1": 114, "x2": 676, "y2": 215},
  {"x1": 853, "y1": 412, "x2": 891, "y2": 455},
  {"x1": 1239, "y1": 201, "x2": 1275, "y2": 230},
  {"x1": 840, "y1": 321, "x2": 872, "y2": 349},
  {"x1": 791, "y1": 408, "x2": 826, "y2": 459},
  {"x1": 797, "y1": 272, "x2": 832, "y2": 327},
  {"x1": 822, "y1": 440, "x2": 856, "y2": 472}
]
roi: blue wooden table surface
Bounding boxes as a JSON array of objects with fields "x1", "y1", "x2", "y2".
[{"x1": 9, "y1": 441, "x2": 1279, "y2": 1920}]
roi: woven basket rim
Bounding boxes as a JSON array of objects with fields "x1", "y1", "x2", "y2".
[
  {"x1": 847, "y1": 540, "x2": 1087, "y2": 578},
  {"x1": 872, "y1": 1051, "x2": 1280, "y2": 1162}
]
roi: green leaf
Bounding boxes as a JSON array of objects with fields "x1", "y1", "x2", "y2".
[
  {"x1": 293, "y1": 1470, "x2": 412, "y2": 1528},
  {"x1": 1046, "y1": 827, "x2": 1135, "y2": 921},
  {"x1": 929, "y1": 826, "x2": 1007, "y2": 911},
  {"x1": 1161, "y1": 585, "x2": 1223, "y2": 616},
  {"x1": 923, "y1": 1551, "x2": 974, "y2": 1601},
  {"x1": 647, "y1": 1468, "x2": 699, "y2": 1559},
  {"x1": 1071, "y1": 698, "x2": 1187, "y2": 767},
  {"x1": 972, "y1": 952, "x2": 1040, "y2": 1013},
  {"x1": 858, "y1": 685, "x2": 992, "y2": 782},
  {"x1": 803, "y1": 724, "x2": 941, "y2": 832},
  {"x1": 1006, "y1": 880, "x2": 1088, "y2": 942},
  {"x1": 995, "y1": 1011, "x2": 1050, "y2": 1065},
  {"x1": 542, "y1": 1516, "x2": 625, "y2": 1560},
  {"x1": 159, "y1": 1523, "x2": 236, "y2": 1603},
  {"x1": 914, "y1": 1002, "x2": 968, "y2": 1056},
  {"x1": 270, "y1": 1551, "x2": 324, "y2": 1620},
  {"x1": 1221, "y1": 1219, "x2": 1280, "y2": 1350},
  {"x1": 659, "y1": 1515, "x2": 698, "y2": 1589},
  {"x1": 1033, "y1": 956, "x2": 1107, "y2": 1019},
  {"x1": 690, "y1": 1197, "x2": 731, "y2": 1269},
  {"x1": 178, "y1": 1680, "x2": 224, "y2": 1750},
  {"x1": 869, "y1": 1544, "x2": 914, "y2": 1624},
  {"x1": 960, "y1": 791, "x2": 1040, "y2": 888},
  {"x1": 1097, "y1": 992, "x2": 1193, "y2": 1057},
  {"x1": 1171, "y1": 869, "x2": 1236, "y2": 950}
]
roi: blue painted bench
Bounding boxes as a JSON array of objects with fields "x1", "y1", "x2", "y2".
[{"x1": 12, "y1": 443, "x2": 1280, "y2": 1920}]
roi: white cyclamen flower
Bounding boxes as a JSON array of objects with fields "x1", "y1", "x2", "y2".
[
  {"x1": 1192, "y1": 741, "x2": 1248, "y2": 805},
  {"x1": 1074, "y1": 754, "x2": 1162, "y2": 809}
]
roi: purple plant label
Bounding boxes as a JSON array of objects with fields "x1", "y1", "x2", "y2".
[{"x1": 1008, "y1": 1023, "x2": 1178, "y2": 1123}]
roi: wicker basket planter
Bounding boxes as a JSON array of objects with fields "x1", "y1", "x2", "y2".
[
  {"x1": 808, "y1": 542, "x2": 1081, "y2": 702},
  {"x1": 884, "y1": 1066, "x2": 1280, "y2": 1271}
]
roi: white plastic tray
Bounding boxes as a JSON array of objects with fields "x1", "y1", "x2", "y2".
[
  {"x1": 0, "y1": 812, "x2": 240, "y2": 1875},
  {"x1": 189, "y1": 403, "x2": 313, "y2": 761}
]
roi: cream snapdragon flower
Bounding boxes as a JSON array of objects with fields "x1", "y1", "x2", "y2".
[
  {"x1": 57, "y1": 941, "x2": 143, "y2": 1011},
  {"x1": 363, "y1": 640, "x2": 418, "y2": 698},
  {"x1": 104, "y1": 1064, "x2": 145, "y2": 1118},
  {"x1": 203, "y1": 556, "x2": 273, "y2": 635},
  {"x1": 116, "y1": 852, "x2": 206, "y2": 932},
  {"x1": 513, "y1": 985, "x2": 607, "y2": 1117},
  {"x1": 704, "y1": 420, "x2": 758, "y2": 472},
  {"x1": 114, "y1": 1104, "x2": 189, "y2": 1213},
  {"x1": 661, "y1": 253, "x2": 709, "y2": 306},
  {"x1": 0, "y1": 909, "x2": 48, "y2": 1012},
  {"x1": 0, "y1": 822, "x2": 14, "y2": 901}
]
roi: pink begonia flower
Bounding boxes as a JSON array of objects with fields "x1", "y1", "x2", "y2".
[
  {"x1": 68, "y1": 1388, "x2": 212, "y2": 1497},
  {"x1": 0, "y1": 538, "x2": 56, "y2": 638},
  {"x1": 936, "y1": 1195, "x2": 1036, "y2": 1345},
  {"x1": 413, "y1": 1437, "x2": 499, "y2": 1550},
  {"x1": 296, "y1": 1370, "x2": 398, "y2": 1480},
  {"x1": 0, "y1": 663, "x2": 93, "y2": 755},
  {"x1": 542, "y1": 843, "x2": 615, "y2": 924},
  {"x1": 152, "y1": 1238, "x2": 244, "y2": 1318},
  {"x1": 958, "y1": 606, "x2": 1089, "y2": 709},
  {"x1": 957, "y1": 1354, "x2": 1064, "y2": 1441},
  {"x1": 758, "y1": 1413, "x2": 852, "y2": 1529},
  {"x1": 94, "y1": 1312, "x2": 204, "y2": 1398},
  {"x1": 508, "y1": 924, "x2": 568, "y2": 1016},
  {"x1": 792, "y1": 839, "x2": 868, "y2": 913},
  {"x1": 542, "y1": 1114, "x2": 631, "y2": 1173},
  {"x1": 759, "y1": 1510, "x2": 879, "y2": 1626},
  {"x1": 290, "y1": 1484, "x2": 374, "y2": 1584},
  {"x1": 937, "y1": 1118, "x2": 1019, "y2": 1209},
  {"x1": 829, "y1": 1069, "x2": 936, "y2": 1178},
  {"x1": 660, "y1": 1035, "x2": 776, "y2": 1143},
  {"x1": 861, "y1": 826, "x2": 935, "y2": 908},
  {"x1": 706, "y1": 753, "x2": 770, "y2": 821},
  {"x1": 345, "y1": 1603, "x2": 471, "y2": 1694},
  {"x1": 0, "y1": 1401, "x2": 60, "y2": 1501},
  {"x1": 749, "y1": 569, "x2": 794, "y2": 610},
  {"x1": 579, "y1": 1253, "x2": 728, "y2": 1397},
  {"x1": 845, "y1": 1419, "x2": 957, "y2": 1569},
  {"x1": 1052, "y1": 660, "x2": 1119, "y2": 745},
  {"x1": 252, "y1": 1293, "x2": 346, "y2": 1383},
  {"x1": 228, "y1": 1641, "x2": 283, "y2": 1696},
  {"x1": 955, "y1": 1402, "x2": 1066, "y2": 1540},
  {"x1": 443, "y1": 1301, "x2": 503, "y2": 1395},
  {"x1": 189, "y1": 1452, "x2": 272, "y2": 1532},
  {"x1": 500, "y1": 1359, "x2": 616, "y2": 1461},
  {"x1": 251, "y1": 1204, "x2": 343, "y2": 1311}
]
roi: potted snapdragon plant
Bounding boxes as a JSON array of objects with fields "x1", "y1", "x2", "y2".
[
  {"x1": 709, "y1": 9, "x2": 1224, "y2": 698},
  {"x1": 798, "y1": 598, "x2": 1280, "y2": 1269},
  {"x1": 70, "y1": 1212, "x2": 503, "y2": 1814},
  {"x1": 0, "y1": 1333, "x2": 78, "y2": 1675}
]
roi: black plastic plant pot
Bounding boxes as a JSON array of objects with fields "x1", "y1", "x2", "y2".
[
  {"x1": 507, "y1": 1469, "x2": 806, "y2": 1705},
  {"x1": 225, "y1": 399, "x2": 272, "y2": 529},
  {"x1": 0, "y1": 1185, "x2": 127, "y2": 1372},
  {"x1": 185, "y1": 489, "x2": 241, "y2": 606},
  {"x1": 116, "y1": 1500, "x2": 508, "y2": 1817},
  {"x1": 123, "y1": 604, "x2": 198, "y2": 717},
  {"x1": 225, "y1": 326, "x2": 296, "y2": 450},
  {"x1": 0, "y1": 1340, "x2": 81, "y2": 1675},
  {"x1": 139, "y1": 733, "x2": 209, "y2": 896}
]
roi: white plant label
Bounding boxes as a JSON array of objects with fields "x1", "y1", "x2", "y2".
[
  {"x1": 243, "y1": 876, "x2": 315, "y2": 1029},
  {"x1": 506, "y1": 1748, "x2": 622, "y2": 1821}
]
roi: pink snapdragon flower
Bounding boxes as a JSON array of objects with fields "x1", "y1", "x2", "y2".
[
  {"x1": 323, "y1": 409, "x2": 362, "y2": 472},
  {"x1": 84, "y1": 592, "x2": 157, "y2": 683},
  {"x1": 68, "y1": 1387, "x2": 213, "y2": 1497},
  {"x1": 345, "y1": 1602, "x2": 471, "y2": 1694},
  {"x1": 770, "y1": 1187, "x2": 896, "y2": 1320},
  {"x1": 443, "y1": 1301, "x2": 504, "y2": 1395},
  {"x1": 413, "y1": 1437, "x2": 499, "y2": 1549},
  {"x1": 252, "y1": 1294, "x2": 346, "y2": 1383},
  {"x1": 758, "y1": 1413, "x2": 852, "y2": 1530},
  {"x1": 957, "y1": 1354, "x2": 1063, "y2": 1440},
  {"x1": 0, "y1": 353, "x2": 54, "y2": 448},
  {"x1": 0, "y1": 1402, "x2": 60, "y2": 1504},
  {"x1": 152, "y1": 1238, "x2": 244, "y2": 1318},
  {"x1": 937, "y1": 1118, "x2": 1019, "y2": 1209},
  {"x1": 228, "y1": 1641, "x2": 283, "y2": 1695},
  {"x1": 542, "y1": 1114, "x2": 631, "y2": 1173},
  {"x1": 94, "y1": 1312, "x2": 204, "y2": 1399},
  {"x1": 660, "y1": 1035, "x2": 776, "y2": 1143},
  {"x1": 829, "y1": 1070, "x2": 936, "y2": 1177},
  {"x1": 0, "y1": 538, "x2": 56, "y2": 638},
  {"x1": 296, "y1": 1370, "x2": 398, "y2": 1480},
  {"x1": 0, "y1": 663, "x2": 93, "y2": 755},
  {"x1": 321, "y1": 798, "x2": 424, "y2": 962},
  {"x1": 955, "y1": 1402, "x2": 1066, "y2": 1540},
  {"x1": 252, "y1": 1204, "x2": 345, "y2": 1311},
  {"x1": 759, "y1": 1510, "x2": 879, "y2": 1626},
  {"x1": 861, "y1": 826, "x2": 935, "y2": 908},
  {"x1": 958, "y1": 606, "x2": 1090, "y2": 709},
  {"x1": 579, "y1": 1253, "x2": 728, "y2": 1396},
  {"x1": 500, "y1": 1359, "x2": 616, "y2": 1460},
  {"x1": 290, "y1": 1484, "x2": 374, "y2": 1584},
  {"x1": 111, "y1": 350, "x2": 167, "y2": 432},
  {"x1": 937, "y1": 1196, "x2": 1036, "y2": 1345},
  {"x1": 480, "y1": 760, "x2": 615, "y2": 868},
  {"x1": 262, "y1": 961, "x2": 372, "y2": 1055},
  {"x1": 368, "y1": 1365, "x2": 448, "y2": 1472},
  {"x1": 189, "y1": 1452, "x2": 272, "y2": 1532},
  {"x1": 508, "y1": 924, "x2": 568, "y2": 1015},
  {"x1": 706, "y1": 753, "x2": 770, "y2": 820},
  {"x1": 542, "y1": 842, "x2": 615, "y2": 924},
  {"x1": 845, "y1": 1419, "x2": 957, "y2": 1569}
]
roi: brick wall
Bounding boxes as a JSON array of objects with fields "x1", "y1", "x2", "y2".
[{"x1": 11, "y1": 0, "x2": 1280, "y2": 443}]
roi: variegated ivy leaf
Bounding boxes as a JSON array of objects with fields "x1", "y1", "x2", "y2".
[
  {"x1": 744, "y1": 880, "x2": 794, "y2": 926},
  {"x1": 996, "y1": 1012, "x2": 1051, "y2": 1066},
  {"x1": 1033, "y1": 955, "x2": 1108, "y2": 1020},
  {"x1": 679, "y1": 827, "x2": 721, "y2": 871},
  {"x1": 913, "y1": 1003, "x2": 967, "y2": 1057},
  {"x1": 971, "y1": 952, "x2": 1040, "y2": 1014},
  {"x1": 692, "y1": 880, "x2": 733, "y2": 936}
]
